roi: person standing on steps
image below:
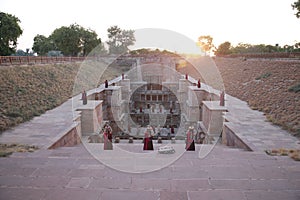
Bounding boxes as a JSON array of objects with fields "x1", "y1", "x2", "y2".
[
  {"x1": 185, "y1": 126, "x2": 195, "y2": 151},
  {"x1": 82, "y1": 90, "x2": 87, "y2": 105},
  {"x1": 103, "y1": 122, "x2": 113, "y2": 150},
  {"x1": 143, "y1": 125, "x2": 154, "y2": 150}
]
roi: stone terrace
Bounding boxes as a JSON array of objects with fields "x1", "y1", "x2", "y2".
[
  {"x1": 0, "y1": 90, "x2": 300, "y2": 199},
  {"x1": 0, "y1": 62, "x2": 300, "y2": 199}
]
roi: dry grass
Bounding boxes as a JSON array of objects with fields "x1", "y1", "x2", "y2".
[
  {"x1": 215, "y1": 58, "x2": 300, "y2": 137},
  {"x1": 0, "y1": 143, "x2": 39, "y2": 157},
  {"x1": 265, "y1": 148, "x2": 300, "y2": 161},
  {"x1": 0, "y1": 63, "x2": 80, "y2": 132},
  {"x1": 0, "y1": 61, "x2": 124, "y2": 133}
]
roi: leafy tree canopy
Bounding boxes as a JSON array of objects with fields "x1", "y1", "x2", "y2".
[
  {"x1": 0, "y1": 12, "x2": 23, "y2": 56},
  {"x1": 107, "y1": 26, "x2": 135, "y2": 55},
  {"x1": 214, "y1": 42, "x2": 231, "y2": 56},
  {"x1": 292, "y1": 0, "x2": 300, "y2": 18},
  {"x1": 130, "y1": 48, "x2": 179, "y2": 57},
  {"x1": 50, "y1": 24, "x2": 82, "y2": 56},
  {"x1": 32, "y1": 24, "x2": 102, "y2": 56},
  {"x1": 32, "y1": 34, "x2": 55, "y2": 56},
  {"x1": 214, "y1": 42, "x2": 300, "y2": 56},
  {"x1": 197, "y1": 35, "x2": 214, "y2": 55}
]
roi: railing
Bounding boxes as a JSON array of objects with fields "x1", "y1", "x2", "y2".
[{"x1": 0, "y1": 56, "x2": 90, "y2": 66}]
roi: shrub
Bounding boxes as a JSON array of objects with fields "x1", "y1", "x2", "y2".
[
  {"x1": 255, "y1": 72, "x2": 272, "y2": 80},
  {"x1": 288, "y1": 83, "x2": 300, "y2": 93}
]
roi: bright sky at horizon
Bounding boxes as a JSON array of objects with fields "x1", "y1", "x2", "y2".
[{"x1": 1, "y1": 0, "x2": 299, "y2": 52}]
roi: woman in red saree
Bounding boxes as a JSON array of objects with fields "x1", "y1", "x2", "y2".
[
  {"x1": 103, "y1": 123, "x2": 113, "y2": 150},
  {"x1": 185, "y1": 126, "x2": 195, "y2": 151},
  {"x1": 143, "y1": 125, "x2": 154, "y2": 150}
]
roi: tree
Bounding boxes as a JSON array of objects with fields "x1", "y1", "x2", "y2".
[
  {"x1": 292, "y1": 0, "x2": 300, "y2": 18},
  {"x1": 50, "y1": 24, "x2": 81, "y2": 56},
  {"x1": 214, "y1": 42, "x2": 231, "y2": 56},
  {"x1": 80, "y1": 28, "x2": 101, "y2": 56},
  {"x1": 231, "y1": 43, "x2": 252, "y2": 54},
  {"x1": 48, "y1": 24, "x2": 102, "y2": 56},
  {"x1": 0, "y1": 12, "x2": 23, "y2": 56},
  {"x1": 32, "y1": 34, "x2": 56, "y2": 56},
  {"x1": 294, "y1": 42, "x2": 300, "y2": 52},
  {"x1": 265, "y1": 45, "x2": 278, "y2": 53},
  {"x1": 107, "y1": 26, "x2": 135, "y2": 54},
  {"x1": 197, "y1": 35, "x2": 214, "y2": 55}
]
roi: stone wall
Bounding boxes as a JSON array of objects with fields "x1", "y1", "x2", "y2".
[
  {"x1": 48, "y1": 123, "x2": 81, "y2": 149},
  {"x1": 76, "y1": 100, "x2": 103, "y2": 136},
  {"x1": 222, "y1": 123, "x2": 252, "y2": 151}
]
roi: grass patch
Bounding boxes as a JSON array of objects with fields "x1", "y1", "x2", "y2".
[
  {"x1": 255, "y1": 72, "x2": 272, "y2": 80},
  {"x1": 288, "y1": 83, "x2": 300, "y2": 93},
  {"x1": 0, "y1": 151, "x2": 13, "y2": 157},
  {"x1": 0, "y1": 61, "x2": 126, "y2": 133},
  {"x1": 265, "y1": 148, "x2": 300, "y2": 161},
  {"x1": 0, "y1": 143, "x2": 39, "y2": 157}
]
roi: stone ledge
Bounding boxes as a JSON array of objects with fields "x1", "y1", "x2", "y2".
[
  {"x1": 202, "y1": 101, "x2": 227, "y2": 111},
  {"x1": 76, "y1": 100, "x2": 103, "y2": 110},
  {"x1": 222, "y1": 122, "x2": 253, "y2": 151},
  {"x1": 48, "y1": 121, "x2": 81, "y2": 149}
]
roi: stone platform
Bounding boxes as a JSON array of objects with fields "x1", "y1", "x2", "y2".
[{"x1": 224, "y1": 95, "x2": 300, "y2": 151}]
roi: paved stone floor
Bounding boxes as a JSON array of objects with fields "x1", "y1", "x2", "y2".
[
  {"x1": 0, "y1": 144, "x2": 300, "y2": 200},
  {"x1": 224, "y1": 95, "x2": 300, "y2": 151}
]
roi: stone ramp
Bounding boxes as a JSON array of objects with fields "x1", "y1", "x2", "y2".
[
  {"x1": 0, "y1": 144, "x2": 299, "y2": 200},
  {"x1": 224, "y1": 95, "x2": 300, "y2": 151},
  {"x1": 0, "y1": 99, "x2": 78, "y2": 149}
]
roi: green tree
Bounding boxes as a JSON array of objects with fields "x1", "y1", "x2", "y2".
[
  {"x1": 0, "y1": 12, "x2": 23, "y2": 56},
  {"x1": 214, "y1": 41, "x2": 231, "y2": 56},
  {"x1": 197, "y1": 35, "x2": 214, "y2": 55},
  {"x1": 294, "y1": 42, "x2": 300, "y2": 52},
  {"x1": 49, "y1": 24, "x2": 102, "y2": 56},
  {"x1": 80, "y1": 28, "x2": 101, "y2": 56},
  {"x1": 107, "y1": 26, "x2": 135, "y2": 54},
  {"x1": 32, "y1": 34, "x2": 56, "y2": 56},
  {"x1": 231, "y1": 43, "x2": 252, "y2": 54},
  {"x1": 292, "y1": 0, "x2": 300, "y2": 18},
  {"x1": 50, "y1": 24, "x2": 81, "y2": 56}
]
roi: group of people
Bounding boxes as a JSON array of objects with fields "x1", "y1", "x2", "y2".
[{"x1": 102, "y1": 123, "x2": 197, "y2": 151}]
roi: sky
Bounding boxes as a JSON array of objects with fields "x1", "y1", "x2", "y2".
[{"x1": 1, "y1": 0, "x2": 299, "y2": 53}]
